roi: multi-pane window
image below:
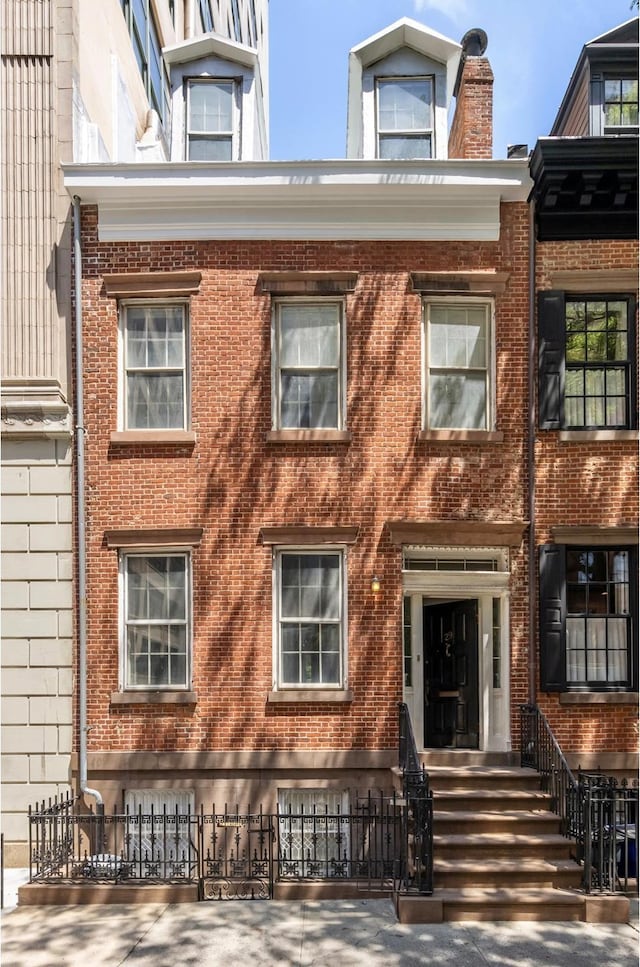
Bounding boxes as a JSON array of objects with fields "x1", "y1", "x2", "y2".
[
  {"x1": 273, "y1": 302, "x2": 343, "y2": 430},
  {"x1": 566, "y1": 549, "x2": 630, "y2": 686},
  {"x1": 425, "y1": 301, "x2": 492, "y2": 430},
  {"x1": 277, "y1": 551, "x2": 344, "y2": 687},
  {"x1": 123, "y1": 304, "x2": 187, "y2": 430},
  {"x1": 120, "y1": 0, "x2": 170, "y2": 127},
  {"x1": 123, "y1": 553, "x2": 190, "y2": 689},
  {"x1": 376, "y1": 77, "x2": 433, "y2": 159},
  {"x1": 539, "y1": 543, "x2": 636, "y2": 692},
  {"x1": 604, "y1": 77, "x2": 639, "y2": 128},
  {"x1": 187, "y1": 80, "x2": 236, "y2": 161},
  {"x1": 565, "y1": 298, "x2": 630, "y2": 428}
]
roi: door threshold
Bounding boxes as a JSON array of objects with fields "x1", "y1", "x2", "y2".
[{"x1": 420, "y1": 750, "x2": 518, "y2": 767}]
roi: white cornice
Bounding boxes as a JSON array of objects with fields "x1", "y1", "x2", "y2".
[{"x1": 63, "y1": 159, "x2": 531, "y2": 242}]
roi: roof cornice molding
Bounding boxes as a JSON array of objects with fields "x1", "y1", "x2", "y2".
[{"x1": 64, "y1": 160, "x2": 530, "y2": 243}]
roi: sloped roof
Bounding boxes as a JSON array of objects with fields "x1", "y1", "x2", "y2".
[{"x1": 585, "y1": 17, "x2": 639, "y2": 47}]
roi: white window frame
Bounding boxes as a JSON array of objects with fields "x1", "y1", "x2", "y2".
[
  {"x1": 277, "y1": 788, "x2": 350, "y2": 877},
  {"x1": 185, "y1": 78, "x2": 239, "y2": 161},
  {"x1": 272, "y1": 547, "x2": 348, "y2": 690},
  {"x1": 119, "y1": 549, "x2": 193, "y2": 691},
  {"x1": 119, "y1": 300, "x2": 189, "y2": 431},
  {"x1": 375, "y1": 75, "x2": 434, "y2": 160},
  {"x1": 422, "y1": 297, "x2": 495, "y2": 432},
  {"x1": 124, "y1": 789, "x2": 195, "y2": 864},
  {"x1": 271, "y1": 299, "x2": 346, "y2": 431}
]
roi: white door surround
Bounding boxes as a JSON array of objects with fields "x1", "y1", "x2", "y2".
[{"x1": 401, "y1": 546, "x2": 511, "y2": 753}]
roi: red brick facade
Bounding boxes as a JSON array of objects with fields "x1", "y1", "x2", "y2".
[
  {"x1": 534, "y1": 238, "x2": 639, "y2": 758},
  {"x1": 79, "y1": 202, "x2": 531, "y2": 766}
]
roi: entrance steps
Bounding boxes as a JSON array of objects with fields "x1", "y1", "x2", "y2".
[{"x1": 395, "y1": 760, "x2": 630, "y2": 924}]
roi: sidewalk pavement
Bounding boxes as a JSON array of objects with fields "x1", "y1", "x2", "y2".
[{"x1": 2, "y1": 871, "x2": 638, "y2": 967}]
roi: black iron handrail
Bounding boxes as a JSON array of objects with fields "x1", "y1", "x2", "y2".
[
  {"x1": 397, "y1": 702, "x2": 433, "y2": 895},
  {"x1": 520, "y1": 703, "x2": 580, "y2": 837},
  {"x1": 520, "y1": 704, "x2": 638, "y2": 893}
]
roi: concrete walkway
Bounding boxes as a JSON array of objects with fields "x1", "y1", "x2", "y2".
[{"x1": 1, "y1": 881, "x2": 638, "y2": 967}]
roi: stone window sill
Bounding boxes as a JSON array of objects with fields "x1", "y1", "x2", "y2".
[
  {"x1": 267, "y1": 689, "x2": 353, "y2": 704},
  {"x1": 418, "y1": 429, "x2": 504, "y2": 443},
  {"x1": 110, "y1": 690, "x2": 197, "y2": 705},
  {"x1": 110, "y1": 430, "x2": 196, "y2": 447},
  {"x1": 266, "y1": 430, "x2": 351, "y2": 444},
  {"x1": 559, "y1": 430, "x2": 638, "y2": 443},
  {"x1": 559, "y1": 692, "x2": 639, "y2": 706}
]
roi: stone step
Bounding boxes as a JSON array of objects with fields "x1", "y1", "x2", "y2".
[
  {"x1": 433, "y1": 857, "x2": 582, "y2": 889},
  {"x1": 437, "y1": 887, "x2": 585, "y2": 922},
  {"x1": 420, "y1": 751, "x2": 519, "y2": 768},
  {"x1": 426, "y1": 766, "x2": 542, "y2": 792},
  {"x1": 434, "y1": 832, "x2": 574, "y2": 860},
  {"x1": 395, "y1": 889, "x2": 631, "y2": 924},
  {"x1": 434, "y1": 788, "x2": 553, "y2": 811},
  {"x1": 433, "y1": 809, "x2": 561, "y2": 836}
]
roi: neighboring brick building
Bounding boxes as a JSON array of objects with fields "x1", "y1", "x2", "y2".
[
  {"x1": 530, "y1": 18, "x2": 639, "y2": 775},
  {"x1": 65, "y1": 19, "x2": 535, "y2": 817}
]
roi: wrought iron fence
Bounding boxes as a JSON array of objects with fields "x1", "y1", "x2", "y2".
[
  {"x1": 579, "y1": 772, "x2": 638, "y2": 894},
  {"x1": 520, "y1": 703, "x2": 639, "y2": 894},
  {"x1": 277, "y1": 791, "x2": 403, "y2": 889},
  {"x1": 28, "y1": 791, "x2": 431, "y2": 896}
]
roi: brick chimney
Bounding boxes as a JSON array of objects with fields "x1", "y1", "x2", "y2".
[{"x1": 448, "y1": 28, "x2": 493, "y2": 159}]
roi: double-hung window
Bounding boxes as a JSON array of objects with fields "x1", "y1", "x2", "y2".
[
  {"x1": 122, "y1": 552, "x2": 191, "y2": 690},
  {"x1": 273, "y1": 301, "x2": 343, "y2": 430},
  {"x1": 424, "y1": 300, "x2": 493, "y2": 430},
  {"x1": 122, "y1": 303, "x2": 187, "y2": 430},
  {"x1": 539, "y1": 543, "x2": 636, "y2": 691},
  {"x1": 538, "y1": 291, "x2": 636, "y2": 430},
  {"x1": 186, "y1": 80, "x2": 237, "y2": 161},
  {"x1": 376, "y1": 77, "x2": 433, "y2": 160},
  {"x1": 564, "y1": 298, "x2": 631, "y2": 428},
  {"x1": 276, "y1": 550, "x2": 345, "y2": 688}
]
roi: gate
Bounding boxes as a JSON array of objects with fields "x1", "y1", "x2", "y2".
[{"x1": 199, "y1": 808, "x2": 274, "y2": 900}]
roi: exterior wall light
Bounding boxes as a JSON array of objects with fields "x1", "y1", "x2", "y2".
[{"x1": 371, "y1": 575, "x2": 381, "y2": 594}]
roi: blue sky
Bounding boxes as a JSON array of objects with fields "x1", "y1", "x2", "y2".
[{"x1": 268, "y1": 0, "x2": 637, "y2": 160}]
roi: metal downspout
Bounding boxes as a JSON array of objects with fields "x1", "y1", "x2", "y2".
[
  {"x1": 73, "y1": 196, "x2": 103, "y2": 809},
  {"x1": 528, "y1": 199, "x2": 537, "y2": 705}
]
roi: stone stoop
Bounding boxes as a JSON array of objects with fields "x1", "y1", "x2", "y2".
[{"x1": 397, "y1": 761, "x2": 630, "y2": 923}]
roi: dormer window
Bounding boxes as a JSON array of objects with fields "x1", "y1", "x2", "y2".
[
  {"x1": 604, "y1": 77, "x2": 638, "y2": 130},
  {"x1": 376, "y1": 77, "x2": 433, "y2": 159},
  {"x1": 186, "y1": 79, "x2": 238, "y2": 160}
]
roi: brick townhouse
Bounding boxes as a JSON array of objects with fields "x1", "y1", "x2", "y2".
[
  {"x1": 65, "y1": 18, "x2": 538, "y2": 821},
  {"x1": 56, "y1": 11, "x2": 639, "y2": 892}
]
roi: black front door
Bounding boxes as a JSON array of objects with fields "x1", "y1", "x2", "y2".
[{"x1": 424, "y1": 599, "x2": 479, "y2": 749}]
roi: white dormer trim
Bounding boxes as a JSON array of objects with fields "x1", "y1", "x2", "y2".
[
  {"x1": 163, "y1": 33, "x2": 258, "y2": 69},
  {"x1": 347, "y1": 18, "x2": 461, "y2": 159},
  {"x1": 164, "y1": 34, "x2": 267, "y2": 162}
]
